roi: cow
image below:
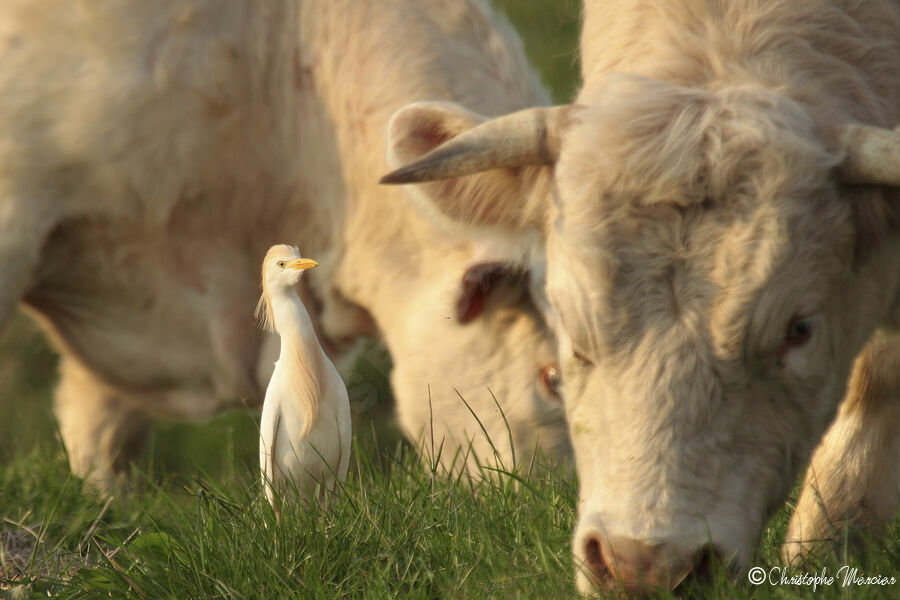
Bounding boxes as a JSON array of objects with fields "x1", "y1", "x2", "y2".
[
  {"x1": 0, "y1": 0, "x2": 569, "y2": 489},
  {"x1": 296, "y1": 0, "x2": 571, "y2": 474},
  {"x1": 381, "y1": 0, "x2": 900, "y2": 594}
]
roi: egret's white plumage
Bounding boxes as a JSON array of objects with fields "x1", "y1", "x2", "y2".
[{"x1": 257, "y1": 245, "x2": 351, "y2": 505}]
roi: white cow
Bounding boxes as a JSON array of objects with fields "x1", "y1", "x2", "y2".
[
  {"x1": 382, "y1": 0, "x2": 900, "y2": 594},
  {"x1": 297, "y1": 0, "x2": 570, "y2": 474},
  {"x1": 0, "y1": 0, "x2": 569, "y2": 488}
]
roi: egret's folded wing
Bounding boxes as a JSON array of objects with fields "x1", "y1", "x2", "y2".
[
  {"x1": 259, "y1": 398, "x2": 282, "y2": 500},
  {"x1": 335, "y1": 386, "x2": 352, "y2": 484}
]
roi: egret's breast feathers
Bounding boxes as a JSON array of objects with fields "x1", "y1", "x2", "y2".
[{"x1": 282, "y1": 341, "x2": 326, "y2": 438}]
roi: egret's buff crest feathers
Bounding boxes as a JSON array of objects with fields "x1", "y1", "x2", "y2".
[
  {"x1": 256, "y1": 244, "x2": 324, "y2": 437},
  {"x1": 255, "y1": 246, "x2": 283, "y2": 333}
]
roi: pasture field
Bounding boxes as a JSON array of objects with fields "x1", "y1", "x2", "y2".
[
  {"x1": 2, "y1": 1, "x2": 900, "y2": 598},
  {"x1": 3, "y1": 436, "x2": 900, "y2": 599}
]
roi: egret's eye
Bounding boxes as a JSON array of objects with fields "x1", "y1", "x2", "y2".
[
  {"x1": 539, "y1": 364, "x2": 562, "y2": 399},
  {"x1": 277, "y1": 261, "x2": 286, "y2": 268},
  {"x1": 573, "y1": 348, "x2": 594, "y2": 366},
  {"x1": 784, "y1": 314, "x2": 814, "y2": 349}
]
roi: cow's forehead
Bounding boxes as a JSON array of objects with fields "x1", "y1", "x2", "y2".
[
  {"x1": 547, "y1": 86, "x2": 853, "y2": 358},
  {"x1": 558, "y1": 79, "x2": 840, "y2": 214}
]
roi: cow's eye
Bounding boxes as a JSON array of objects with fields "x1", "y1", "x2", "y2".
[
  {"x1": 573, "y1": 349, "x2": 595, "y2": 366},
  {"x1": 539, "y1": 364, "x2": 562, "y2": 399},
  {"x1": 785, "y1": 315, "x2": 814, "y2": 348}
]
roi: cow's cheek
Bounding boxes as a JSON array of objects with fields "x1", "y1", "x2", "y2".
[{"x1": 563, "y1": 371, "x2": 611, "y2": 500}]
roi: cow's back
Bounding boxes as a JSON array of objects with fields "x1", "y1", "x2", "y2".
[
  {"x1": 0, "y1": 1, "x2": 302, "y2": 220},
  {"x1": 580, "y1": 0, "x2": 900, "y2": 125}
]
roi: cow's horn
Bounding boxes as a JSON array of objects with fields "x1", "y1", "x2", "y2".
[
  {"x1": 380, "y1": 105, "x2": 577, "y2": 184},
  {"x1": 838, "y1": 123, "x2": 900, "y2": 186}
]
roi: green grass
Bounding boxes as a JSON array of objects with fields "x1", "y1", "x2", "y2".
[
  {"x1": 492, "y1": 0, "x2": 582, "y2": 103},
  {"x1": 3, "y1": 440, "x2": 900, "y2": 599},
  {"x1": 1, "y1": 437, "x2": 580, "y2": 599},
  {"x1": 0, "y1": 312, "x2": 59, "y2": 465}
]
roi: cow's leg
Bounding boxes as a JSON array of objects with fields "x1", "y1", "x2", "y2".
[
  {"x1": 783, "y1": 331, "x2": 900, "y2": 564},
  {"x1": 54, "y1": 356, "x2": 152, "y2": 490}
]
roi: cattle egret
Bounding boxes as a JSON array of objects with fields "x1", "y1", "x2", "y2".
[{"x1": 257, "y1": 245, "x2": 351, "y2": 506}]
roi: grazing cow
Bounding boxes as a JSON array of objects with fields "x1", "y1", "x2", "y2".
[
  {"x1": 298, "y1": 0, "x2": 570, "y2": 473},
  {"x1": 0, "y1": 0, "x2": 569, "y2": 488},
  {"x1": 382, "y1": 0, "x2": 900, "y2": 594}
]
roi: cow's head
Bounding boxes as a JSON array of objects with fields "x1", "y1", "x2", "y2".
[
  {"x1": 382, "y1": 79, "x2": 900, "y2": 594},
  {"x1": 339, "y1": 101, "x2": 570, "y2": 476},
  {"x1": 385, "y1": 251, "x2": 571, "y2": 476}
]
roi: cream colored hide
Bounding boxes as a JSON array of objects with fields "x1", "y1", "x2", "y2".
[
  {"x1": 1, "y1": 1, "x2": 310, "y2": 487},
  {"x1": 383, "y1": 0, "x2": 900, "y2": 594},
  {"x1": 0, "y1": 0, "x2": 569, "y2": 488},
  {"x1": 301, "y1": 1, "x2": 569, "y2": 474}
]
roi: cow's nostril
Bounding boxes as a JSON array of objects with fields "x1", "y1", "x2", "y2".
[{"x1": 584, "y1": 536, "x2": 613, "y2": 583}]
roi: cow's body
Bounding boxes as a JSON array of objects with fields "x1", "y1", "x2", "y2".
[
  {"x1": 382, "y1": 0, "x2": 900, "y2": 594},
  {"x1": 0, "y1": 0, "x2": 569, "y2": 486}
]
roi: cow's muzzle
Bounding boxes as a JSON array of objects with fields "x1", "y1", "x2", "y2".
[{"x1": 577, "y1": 530, "x2": 724, "y2": 596}]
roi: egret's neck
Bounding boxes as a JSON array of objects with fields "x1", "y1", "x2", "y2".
[
  {"x1": 270, "y1": 285, "x2": 317, "y2": 349},
  {"x1": 268, "y1": 283, "x2": 329, "y2": 431}
]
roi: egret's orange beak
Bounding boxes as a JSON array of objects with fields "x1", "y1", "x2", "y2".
[{"x1": 286, "y1": 258, "x2": 318, "y2": 271}]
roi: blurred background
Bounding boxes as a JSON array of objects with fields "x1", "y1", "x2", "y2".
[{"x1": 0, "y1": 0, "x2": 582, "y2": 477}]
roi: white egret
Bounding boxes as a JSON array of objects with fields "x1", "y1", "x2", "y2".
[{"x1": 257, "y1": 244, "x2": 351, "y2": 506}]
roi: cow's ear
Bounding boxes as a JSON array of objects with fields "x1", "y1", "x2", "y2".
[
  {"x1": 387, "y1": 101, "x2": 486, "y2": 166},
  {"x1": 455, "y1": 262, "x2": 527, "y2": 323},
  {"x1": 385, "y1": 101, "x2": 551, "y2": 232}
]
